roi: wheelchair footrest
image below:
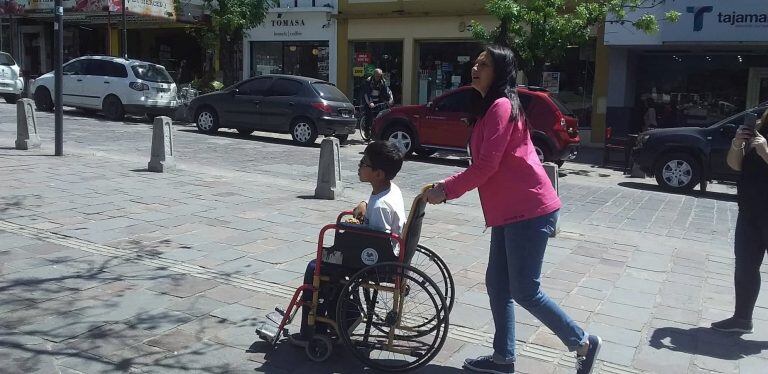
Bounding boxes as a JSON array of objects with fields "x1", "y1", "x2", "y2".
[{"x1": 254, "y1": 318, "x2": 282, "y2": 345}]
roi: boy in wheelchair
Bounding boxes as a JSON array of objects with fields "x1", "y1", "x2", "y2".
[{"x1": 290, "y1": 141, "x2": 406, "y2": 347}]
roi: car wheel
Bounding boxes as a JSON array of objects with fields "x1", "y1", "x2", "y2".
[
  {"x1": 414, "y1": 148, "x2": 436, "y2": 157},
  {"x1": 34, "y1": 87, "x2": 53, "y2": 112},
  {"x1": 195, "y1": 107, "x2": 219, "y2": 134},
  {"x1": 290, "y1": 118, "x2": 318, "y2": 146},
  {"x1": 236, "y1": 128, "x2": 254, "y2": 136},
  {"x1": 3, "y1": 94, "x2": 19, "y2": 104},
  {"x1": 384, "y1": 125, "x2": 414, "y2": 155},
  {"x1": 334, "y1": 134, "x2": 349, "y2": 144},
  {"x1": 102, "y1": 95, "x2": 125, "y2": 121},
  {"x1": 654, "y1": 152, "x2": 700, "y2": 192},
  {"x1": 532, "y1": 139, "x2": 551, "y2": 164}
]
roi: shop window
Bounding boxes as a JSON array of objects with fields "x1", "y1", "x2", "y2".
[
  {"x1": 351, "y1": 41, "x2": 403, "y2": 106},
  {"x1": 417, "y1": 41, "x2": 483, "y2": 105},
  {"x1": 239, "y1": 77, "x2": 272, "y2": 96},
  {"x1": 635, "y1": 53, "x2": 768, "y2": 129},
  {"x1": 544, "y1": 44, "x2": 595, "y2": 128},
  {"x1": 250, "y1": 41, "x2": 329, "y2": 81},
  {"x1": 268, "y1": 78, "x2": 303, "y2": 96}
]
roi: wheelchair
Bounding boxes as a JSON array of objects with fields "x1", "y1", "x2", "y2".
[{"x1": 255, "y1": 187, "x2": 455, "y2": 372}]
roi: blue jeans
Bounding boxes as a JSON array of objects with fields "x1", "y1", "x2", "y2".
[{"x1": 486, "y1": 210, "x2": 587, "y2": 363}]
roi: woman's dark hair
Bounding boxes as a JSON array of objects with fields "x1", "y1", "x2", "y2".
[
  {"x1": 365, "y1": 141, "x2": 404, "y2": 180},
  {"x1": 473, "y1": 45, "x2": 522, "y2": 121}
]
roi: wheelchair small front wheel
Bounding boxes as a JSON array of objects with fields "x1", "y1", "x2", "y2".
[{"x1": 305, "y1": 334, "x2": 333, "y2": 362}]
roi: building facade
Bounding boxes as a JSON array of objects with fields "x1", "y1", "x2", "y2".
[
  {"x1": 242, "y1": 0, "x2": 338, "y2": 83},
  {"x1": 1, "y1": 0, "x2": 205, "y2": 84},
  {"x1": 595, "y1": 0, "x2": 768, "y2": 140},
  {"x1": 337, "y1": 0, "x2": 496, "y2": 106}
]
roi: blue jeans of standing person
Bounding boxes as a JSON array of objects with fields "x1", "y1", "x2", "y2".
[{"x1": 486, "y1": 210, "x2": 587, "y2": 363}]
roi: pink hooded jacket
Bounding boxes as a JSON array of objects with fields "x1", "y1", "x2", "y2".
[{"x1": 442, "y1": 97, "x2": 561, "y2": 227}]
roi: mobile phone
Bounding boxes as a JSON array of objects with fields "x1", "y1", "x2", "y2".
[{"x1": 744, "y1": 112, "x2": 758, "y2": 131}]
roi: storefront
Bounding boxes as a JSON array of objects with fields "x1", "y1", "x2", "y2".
[
  {"x1": 599, "y1": 0, "x2": 768, "y2": 135},
  {"x1": 242, "y1": 6, "x2": 337, "y2": 83},
  {"x1": 341, "y1": 15, "x2": 496, "y2": 106},
  {"x1": 3, "y1": 0, "x2": 203, "y2": 82}
]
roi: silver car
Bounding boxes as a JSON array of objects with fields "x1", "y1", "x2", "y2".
[{"x1": 0, "y1": 52, "x2": 23, "y2": 104}]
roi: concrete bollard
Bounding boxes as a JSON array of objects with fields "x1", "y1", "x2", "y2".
[
  {"x1": 147, "y1": 116, "x2": 175, "y2": 172},
  {"x1": 15, "y1": 98, "x2": 41, "y2": 150},
  {"x1": 314, "y1": 137, "x2": 343, "y2": 200},
  {"x1": 542, "y1": 162, "x2": 560, "y2": 237}
]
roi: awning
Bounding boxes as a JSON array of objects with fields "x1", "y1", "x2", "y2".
[{"x1": 0, "y1": 0, "x2": 205, "y2": 22}]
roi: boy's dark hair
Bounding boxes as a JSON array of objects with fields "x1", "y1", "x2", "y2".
[{"x1": 364, "y1": 141, "x2": 404, "y2": 180}]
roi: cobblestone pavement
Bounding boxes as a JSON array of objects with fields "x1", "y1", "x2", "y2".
[{"x1": 1, "y1": 103, "x2": 766, "y2": 373}]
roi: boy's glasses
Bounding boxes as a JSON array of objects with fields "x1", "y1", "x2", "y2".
[{"x1": 358, "y1": 160, "x2": 373, "y2": 169}]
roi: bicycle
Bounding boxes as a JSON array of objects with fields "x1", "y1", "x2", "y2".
[{"x1": 358, "y1": 102, "x2": 389, "y2": 142}]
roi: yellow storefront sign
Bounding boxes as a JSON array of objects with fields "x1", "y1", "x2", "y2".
[{"x1": 353, "y1": 67, "x2": 365, "y2": 77}]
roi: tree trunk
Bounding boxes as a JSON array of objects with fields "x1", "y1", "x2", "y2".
[
  {"x1": 526, "y1": 63, "x2": 544, "y2": 87},
  {"x1": 493, "y1": 17, "x2": 511, "y2": 48},
  {"x1": 219, "y1": 33, "x2": 236, "y2": 87}
]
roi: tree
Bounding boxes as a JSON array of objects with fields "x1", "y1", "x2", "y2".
[
  {"x1": 198, "y1": 0, "x2": 276, "y2": 87},
  {"x1": 471, "y1": 0, "x2": 680, "y2": 86}
]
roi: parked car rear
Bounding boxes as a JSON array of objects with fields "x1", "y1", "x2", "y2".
[
  {"x1": 187, "y1": 74, "x2": 357, "y2": 145},
  {"x1": 371, "y1": 86, "x2": 580, "y2": 164},
  {"x1": 0, "y1": 52, "x2": 23, "y2": 104},
  {"x1": 31, "y1": 56, "x2": 178, "y2": 121}
]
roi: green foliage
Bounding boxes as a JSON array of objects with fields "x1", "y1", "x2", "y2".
[
  {"x1": 472, "y1": 0, "x2": 680, "y2": 84},
  {"x1": 206, "y1": 0, "x2": 275, "y2": 37}
]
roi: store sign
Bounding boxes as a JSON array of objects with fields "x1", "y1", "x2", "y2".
[
  {"x1": 606, "y1": 0, "x2": 768, "y2": 45},
  {"x1": 20, "y1": 0, "x2": 76, "y2": 11},
  {"x1": 245, "y1": 11, "x2": 332, "y2": 41},
  {"x1": 125, "y1": 0, "x2": 175, "y2": 18},
  {"x1": 542, "y1": 72, "x2": 560, "y2": 94},
  {"x1": 364, "y1": 64, "x2": 376, "y2": 76},
  {"x1": 353, "y1": 67, "x2": 364, "y2": 77},
  {"x1": 355, "y1": 52, "x2": 371, "y2": 65}
]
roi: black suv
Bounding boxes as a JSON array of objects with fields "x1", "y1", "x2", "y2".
[{"x1": 633, "y1": 105, "x2": 768, "y2": 192}]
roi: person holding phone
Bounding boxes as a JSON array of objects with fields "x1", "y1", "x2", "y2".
[{"x1": 713, "y1": 108, "x2": 768, "y2": 333}]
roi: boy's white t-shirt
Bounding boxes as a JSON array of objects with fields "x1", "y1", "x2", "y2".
[{"x1": 364, "y1": 182, "x2": 406, "y2": 253}]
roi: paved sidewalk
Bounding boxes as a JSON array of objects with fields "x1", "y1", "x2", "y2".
[{"x1": 1, "y1": 108, "x2": 767, "y2": 373}]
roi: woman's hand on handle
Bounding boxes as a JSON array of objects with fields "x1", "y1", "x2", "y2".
[{"x1": 424, "y1": 183, "x2": 447, "y2": 205}]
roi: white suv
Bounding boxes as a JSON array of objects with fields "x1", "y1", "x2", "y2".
[
  {"x1": 31, "y1": 56, "x2": 178, "y2": 121},
  {"x1": 0, "y1": 52, "x2": 24, "y2": 104}
]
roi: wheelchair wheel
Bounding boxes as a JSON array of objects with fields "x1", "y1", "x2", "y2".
[
  {"x1": 411, "y1": 244, "x2": 455, "y2": 314},
  {"x1": 336, "y1": 262, "x2": 449, "y2": 372},
  {"x1": 305, "y1": 335, "x2": 333, "y2": 362}
]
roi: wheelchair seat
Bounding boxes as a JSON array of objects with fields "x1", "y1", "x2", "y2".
[{"x1": 324, "y1": 192, "x2": 428, "y2": 271}]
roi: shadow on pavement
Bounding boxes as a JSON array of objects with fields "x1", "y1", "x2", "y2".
[
  {"x1": 618, "y1": 181, "x2": 737, "y2": 202},
  {"x1": 178, "y1": 128, "x2": 322, "y2": 149},
  {"x1": 0, "y1": 243, "x2": 259, "y2": 373},
  {"x1": 247, "y1": 340, "x2": 466, "y2": 373},
  {"x1": 649, "y1": 326, "x2": 768, "y2": 360}
]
